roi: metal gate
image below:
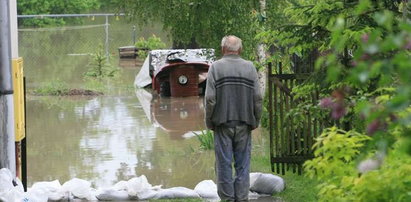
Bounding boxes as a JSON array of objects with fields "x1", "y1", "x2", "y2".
[{"x1": 267, "y1": 55, "x2": 321, "y2": 175}]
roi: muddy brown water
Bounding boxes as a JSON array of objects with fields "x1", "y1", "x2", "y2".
[
  {"x1": 20, "y1": 19, "x2": 278, "y2": 201},
  {"x1": 26, "y1": 94, "x2": 215, "y2": 188}
]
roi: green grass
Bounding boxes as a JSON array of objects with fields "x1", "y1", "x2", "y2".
[
  {"x1": 148, "y1": 199, "x2": 202, "y2": 202},
  {"x1": 275, "y1": 171, "x2": 319, "y2": 202},
  {"x1": 189, "y1": 128, "x2": 319, "y2": 202},
  {"x1": 194, "y1": 129, "x2": 214, "y2": 150},
  {"x1": 251, "y1": 129, "x2": 319, "y2": 202},
  {"x1": 33, "y1": 80, "x2": 69, "y2": 96}
]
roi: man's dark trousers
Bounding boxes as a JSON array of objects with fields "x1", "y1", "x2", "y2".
[{"x1": 214, "y1": 124, "x2": 251, "y2": 202}]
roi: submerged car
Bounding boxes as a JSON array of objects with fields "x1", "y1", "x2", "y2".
[{"x1": 134, "y1": 49, "x2": 215, "y2": 97}]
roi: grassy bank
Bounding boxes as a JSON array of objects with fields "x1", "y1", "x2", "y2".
[
  {"x1": 251, "y1": 128, "x2": 319, "y2": 202},
  {"x1": 28, "y1": 78, "x2": 136, "y2": 96},
  {"x1": 181, "y1": 128, "x2": 319, "y2": 202}
]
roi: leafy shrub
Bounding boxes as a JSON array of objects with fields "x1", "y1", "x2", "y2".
[
  {"x1": 305, "y1": 126, "x2": 411, "y2": 202},
  {"x1": 294, "y1": 1, "x2": 411, "y2": 201},
  {"x1": 261, "y1": 0, "x2": 411, "y2": 201},
  {"x1": 135, "y1": 35, "x2": 166, "y2": 59}
]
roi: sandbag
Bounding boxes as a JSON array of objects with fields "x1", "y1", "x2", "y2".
[
  {"x1": 0, "y1": 186, "x2": 24, "y2": 202},
  {"x1": 30, "y1": 180, "x2": 69, "y2": 201},
  {"x1": 95, "y1": 188, "x2": 130, "y2": 201},
  {"x1": 14, "y1": 178, "x2": 24, "y2": 193},
  {"x1": 113, "y1": 180, "x2": 128, "y2": 191},
  {"x1": 0, "y1": 168, "x2": 14, "y2": 194},
  {"x1": 61, "y1": 178, "x2": 96, "y2": 200},
  {"x1": 23, "y1": 188, "x2": 49, "y2": 202},
  {"x1": 194, "y1": 180, "x2": 219, "y2": 199},
  {"x1": 249, "y1": 172, "x2": 285, "y2": 194},
  {"x1": 154, "y1": 187, "x2": 200, "y2": 199},
  {"x1": 126, "y1": 175, "x2": 153, "y2": 199},
  {"x1": 0, "y1": 186, "x2": 49, "y2": 202},
  {"x1": 136, "y1": 188, "x2": 158, "y2": 200}
]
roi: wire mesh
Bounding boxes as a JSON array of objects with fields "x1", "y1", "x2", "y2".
[{"x1": 18, "y1": 15, "x2": 169, "y2": 88}]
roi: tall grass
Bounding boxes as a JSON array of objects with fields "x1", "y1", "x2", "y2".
[
  {"x1": 194, "y1": 129, "x2": 214, "y2": 150},
  {"x1": 33, "y1": 80, "x2": 69, "y2": 96}
]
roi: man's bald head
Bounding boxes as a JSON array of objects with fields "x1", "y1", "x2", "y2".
[{"x1": 221, "y1": 35, "x2": 242, "y2": 55}]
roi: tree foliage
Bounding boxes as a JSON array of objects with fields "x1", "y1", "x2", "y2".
[
  {"x1": 112, "y1": 0, "x2": 261, "y2": 59},
  {"x1": 260, "y1": 0, "x2": 411, "y2": 200},
  {"x1": 17, "y1": 0, "x2": 101, "y2": 26}
]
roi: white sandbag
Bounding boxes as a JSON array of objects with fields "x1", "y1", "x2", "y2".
[
  {"x1": 126, "y1": 175, "x2": 153, "y2": 198},
  {"x1": 30, "y1": 180, "x2": 68, "y2": 201},
  {"x1": 113, "y1": 180, "x2": 128, "y2": 191},
  {"x1": 23, "y1": 187, "x2": 49, "y2": 202},
  {"x1": 0, "y1": 168, "x2": 14, "y2": 193},
  {"x1": 137, "y1": 189, "x2": 158, "y2": 200},
  {"x1": 194, "y1": 180, "x2": 219, "y2": 199},
  {"x1": 15, "y1": 178, "x2": 25, "y2": 193},
  {"x1": 0, "y1": 186, "x2": 24, "y2": 202},
  {"x1": 95, "y1": 188, "x2": 130, "y2": 201},
  {"x1": 154, "y1": 187, "x2": 200, "y2": 199},
  {"x1": 249, "y1": 172, "x2": 285, "y2": 194},
  {"x1": 61, "y1": 178, "x2": 96, "y2": 200}
]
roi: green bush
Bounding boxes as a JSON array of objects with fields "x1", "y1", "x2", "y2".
[
  {"x1": 296, "y1": 1, "x2": 411, "y2": 201},
  {"x1": 135, "y1": 35, "x2": 166, "y2": 59}
]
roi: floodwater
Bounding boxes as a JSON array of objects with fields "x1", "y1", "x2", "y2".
[
  {"x1": 26, "y1": 94, "x2": 215, "y2": 188},
  {"x1": 19, "y1": 17, "x2": 274, "y2": 200}
]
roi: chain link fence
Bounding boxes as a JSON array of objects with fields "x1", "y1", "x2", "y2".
[{"x1": 18, "y1": 14, "x2": 169, "y2": 87}]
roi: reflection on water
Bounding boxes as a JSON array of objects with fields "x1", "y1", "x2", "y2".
[
  {"x1": 26, "y1": 94, "x2": 215, "y2": 188},
  {"x1": 136, "y1": 89, "x2": 205, "y2": 139}
]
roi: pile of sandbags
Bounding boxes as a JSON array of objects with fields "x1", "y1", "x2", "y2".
[
  {"x1": 0, "y1": 168, "x2": 48, "y2": 202},
  {"x1": 0, "y1": 168, "x2": 285, "y2": 201}
]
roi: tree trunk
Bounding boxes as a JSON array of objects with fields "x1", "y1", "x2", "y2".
[{"x1": 257, "y1": 0, "x2": 267, "y2": 94}]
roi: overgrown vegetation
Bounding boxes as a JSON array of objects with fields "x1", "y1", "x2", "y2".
[
  {"x1": 17, "y1": 0, "x2": 101, "y2": 26},
  {"x1": 135, "y1": 35, "x2": 167, "y2": 59},
  {"x1": 111, "y1": 0, "x2": 260, "y2": 59},
  {"x1": 32, "y1": 80, "x2": 103, "y2": 96},
  {"x1": 256, "y1": 0, "x2": 411, "y2": 201},
  {"x1": 33, "y1": 79, "x2": 70, "y2": 96},
  {"x1": 193, "y1": 130, "x2": 214, "y2": 150}
]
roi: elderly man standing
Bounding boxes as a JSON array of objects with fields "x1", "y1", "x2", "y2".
[{"x1": 205, "y1": 35, "x2": 263, "y2": 202}]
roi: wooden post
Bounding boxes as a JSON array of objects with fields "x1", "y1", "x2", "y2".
[{"x1": 268, "y1": 62, "x2": 274, "y2": 172}]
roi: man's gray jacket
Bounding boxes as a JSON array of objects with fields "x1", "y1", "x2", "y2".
[{"x1": 205, "y1": 54, "x2": 263, "y2": 130}]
